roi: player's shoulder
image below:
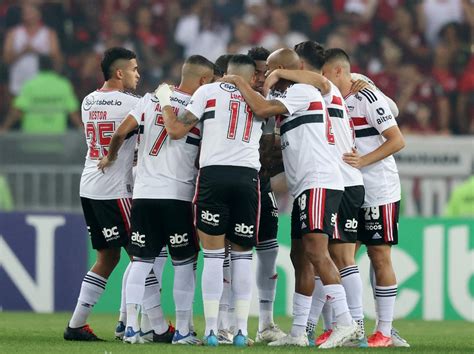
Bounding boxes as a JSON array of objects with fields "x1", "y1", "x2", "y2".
[{"x1": 355, "y1": 88, "x2": 383, "y2": 105}]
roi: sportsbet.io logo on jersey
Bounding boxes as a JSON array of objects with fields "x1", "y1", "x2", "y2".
[{"x1": 82, "y1": 95, "x2": 123, "y2": 111}]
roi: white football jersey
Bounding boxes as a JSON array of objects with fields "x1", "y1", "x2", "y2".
[
  {"x1": 270, "y1": 83, "x2": 344, "y2": 197},
  {"x1": 323, "y1": 82, "x2": 363, "y2": 187},
  {"x1": 186, "y1": 82, "x2": 263, "y2": 170},
  {"x1": 129, "y1": 89, "x2": 200, "y2": 201},
  {"x1": 345, "y1": 88, "x2": 401, "y2": 207},
  {"x1": 80, "y1": 89, "x2": 139, "y2": 199}
]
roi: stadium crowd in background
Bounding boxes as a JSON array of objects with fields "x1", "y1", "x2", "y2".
[{"x1": 0, "y1": 0, "x2": 473, "y2": 135}]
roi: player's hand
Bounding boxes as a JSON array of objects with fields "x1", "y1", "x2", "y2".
[
  {"x1": 342, "y1": 148, "x2": 366, "y2": 169},
  {"x1": 263, "y1": 70, "x2": 281, "y2": 96},
  {"x1": 221, "y1": 74, "x2": 240, "y2": 85},
  {"x1": 154, "y1": 83, "x2": 174, "y2": 107},
  {"x1": 350, "y1": 79, "x2": 372, "y2": 93},
  {"x1": 97, "y1": 155, "x2": 114, "y2": 173}
]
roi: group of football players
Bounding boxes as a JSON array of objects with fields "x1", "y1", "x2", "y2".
[{"x1": 63, "y1": 40, "x2": 409, "y2": 348}]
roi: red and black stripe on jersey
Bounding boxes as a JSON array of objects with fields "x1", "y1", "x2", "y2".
[
  {"x1": 280, "y1": 101, "x2": 324, "y2": 135},
  {"x1": 352, "y1": 116, "x2": 379, "y2": 138},
  {"x1": 202, "y1": 99, "x2": 216, "y2": 120},
  {"x1": 327, "y1": 95, "x2": 345, "y2": 119}
]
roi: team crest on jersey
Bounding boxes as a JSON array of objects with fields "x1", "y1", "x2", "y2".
[{"x1": 219, "y1": 82, "x2": 238, "y2": 92}]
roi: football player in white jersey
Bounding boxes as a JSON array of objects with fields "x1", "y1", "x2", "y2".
[
  {"x1": 64, "y1": 47, "x2": 140, "y2": 341},
  {"x1": 263, "y1": 40, "x2": 367, "y2": 347},
  {"x1": 322, "y1": 48, "x2": 406, "y2": 347},
  {"x1": 156, "y1": 54, "x2": 265, "y2": 347},
  {"x1": 223, "y1": 48, "x2": 360, "y2": 348},
  {"x1": 247, "y1": 47, "x2": 286, "y2": 344},
  {"x1": 99, "y1": 55, "x2": 215, "y2": 345}
]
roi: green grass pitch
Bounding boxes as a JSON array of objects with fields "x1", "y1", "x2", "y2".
[{"x1": 0, "y1": 312, "x2": 473, "y2": 353}]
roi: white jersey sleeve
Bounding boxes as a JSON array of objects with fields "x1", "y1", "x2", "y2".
[
  {"x1": 360, "y1": 88, "x2": 397, "y2": 134},
  {"x1": 274, "y1": 84, "x2": 311, "y2": 115},
  {"x1": 128, "y1": 95, "x2": 148, "y2": 124},
  {"x1": 185, "y1": 85, "x2": 208, "y2": 121}
]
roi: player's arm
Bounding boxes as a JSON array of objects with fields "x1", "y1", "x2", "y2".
[
  {"x1": 264, "y1": 69, "x2": 331, "y2": 96},
  {"x1": 221, "y1": 75, "x2": 288, "y2": 118},
  {"x1": 155, "y1": 84, "x2": 199, "y2": 140},
  {"x1": 343, "y1": 126, "x2": 405, "y2": 168},
  {"x1": 97, "y1": 115, "x2": 138, "y2": 172},
  {"x1": 162, "y1": 107, "x2": 199, "y2": 140},
  {"x1": 343, "y1": 95, "x2": 405, "y2": 169}
]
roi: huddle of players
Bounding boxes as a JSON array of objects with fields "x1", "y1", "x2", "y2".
[{"x1": 64, "y1": 39, "x2": 408, "y2": 348}]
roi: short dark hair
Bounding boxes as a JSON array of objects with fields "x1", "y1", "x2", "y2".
[
  {"x1": 294, "y1": 41, "x2": 325, "y2": 70},
  {"x1": 38, "y1": 55, "x2": 54, "y2": 71},
  {"x1": 247, "y1": 47, "x2": 270, "y2": 61},
  {"x1": 323, "y1": 48, "x2": 351, "y2": 65},
  {"x1": 101, "y1": 47, "x2": 136, "y2": 81},
  {"x1": 228, "y1": 54, "x2": 256, "y2": 69},
  {"x1": 214, "y1": 54, "x2": 234, "y2": 77},
  {"x1": 185, "y1": 55, "x2": 215, "y2": 71}
]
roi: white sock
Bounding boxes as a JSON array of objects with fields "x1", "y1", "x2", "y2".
[
  {"x1": 126, "y1": 259, "x2": 154, "y2": 331},
  {"x1": 190, "y1": 259, "x2": 197, "y2": 333},
  {"x1": 322, "y1": 302, "x2": 333, "y2": 331},
  {"x1": 291, "y1": 292, "x2": 312, "y2": 337},
  {"x1": 256, "y1": 239, "x2": 279, "y2": 331},
  {"x1": 69, "y1": 271, "x2": 107, "y2": 328},
  {"x1": 153, "y1": 247, "x2": 168, "y2": 285},
  {"x1": 140, "y1": 310, "x2": 152, "y2": 333},
  {"x1": 202, "y1": 248, "x2": 225, "y2": 336},
  {"x1": 143, "y1": 272, "x2": 168, "y2": 334},
  {"x1": 119, "y1": 262, "x2": 132, "y2": 323},
  {"x1": 231, "y1": 250, "x2": 253, "y2": 336},
  {"x1": 172, "y1": 256, "x2": 196, "y2": 335},
  {"x1": 375, "y1": 285, "x2": 397, "y2": 337},
  {"x1": 324, "y1": 284, "x2": 352, "y2": 327},
  {"x1": 218, "y1": 254, "x2": 231, "y2": 331},
  {"x1": 340, "y1": 265, "x2": 364, "y2": 321},
  {"x1": 308, "y1": 277, "x2": 325, "y2": 329}
]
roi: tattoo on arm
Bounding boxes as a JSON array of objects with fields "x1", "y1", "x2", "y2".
[{"x1": 177, "y1": 111, "x2": 199, "y2": 126}]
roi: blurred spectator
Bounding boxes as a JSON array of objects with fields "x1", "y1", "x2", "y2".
[
  {"x1": 397, "y1": 63, "x2": 450, "y2": 135},
  {"x1": 258, "y1": 8, "x2": 308, "y2": 51},
  {"x1": 3, "y1": 3, "x2": 62, "y2": 96},
  {"x1": 388, "y1": 6, "x2": 430, "y2": 66},
  {"x1": 0, "y1": 55, "x2": 81, "y2": 134},
  {"x1": 174, "y1": 1, "x2": 231, "y2": 61},
  {"x1": 0, "y1": 0, "x2": 472, "y2": 135},
  {"x1": 417, "y1": 0, "x2": 464, "y2": 47},
  {"x1": 444, "y1": 176, "x2": 474, "y2": 217},
  {"x1": 227, "y1": 19, "x2": 255, "y2": 54}
]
